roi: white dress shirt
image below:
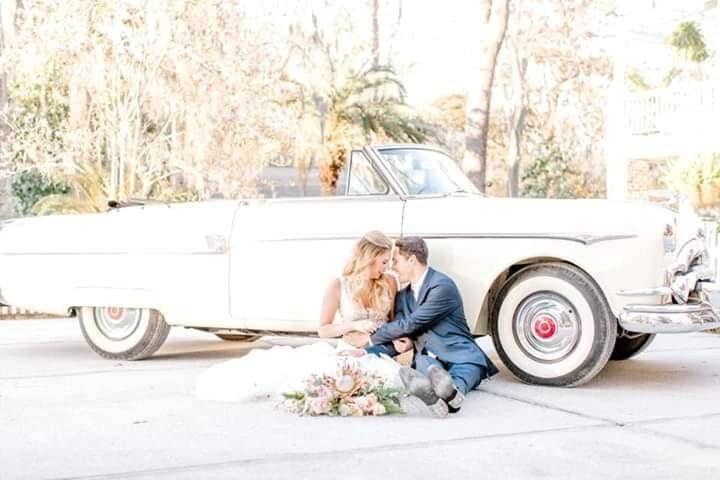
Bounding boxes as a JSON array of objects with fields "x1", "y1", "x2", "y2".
[{"x1": 411, "y1": 267, "x2": 429, "y2": 302}]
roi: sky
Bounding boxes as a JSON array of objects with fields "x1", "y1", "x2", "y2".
[
  {"x1": 395, "y1": 0, "x2": 719, "y2": 106},
  {"x1": 387, "y1": 1, "x2": 481, "y2": 106},
  {"x1": 200, "y1": 0, "x2": 718, "y2": 107}
]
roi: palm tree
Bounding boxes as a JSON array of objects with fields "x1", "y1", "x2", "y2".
[
  {"x1": 287, "y1": 64, "x2": 433, "y2": 195},
  {"x1": 31, "y1": 161, "x2": 173, "y2": 215},
  {"x1": 670, "y1": 21, "x2": 709, "y2": 63},
  {"x1": 319, "y1": 65, "x2": 433, "y2": 194},
  {"x1": 32, "y1": 162, "x2": 109, "y2": 214}
]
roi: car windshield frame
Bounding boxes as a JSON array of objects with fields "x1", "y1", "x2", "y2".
[{"x1": 371, "y1": 146, "x2": 480, "y2": 197}]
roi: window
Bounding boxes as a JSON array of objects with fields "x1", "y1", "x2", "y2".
[
  {"x1": 379, "y1": 148, "x2": 478, "y2": 195},
  {"x1": 253, "y1": 150, "x2": 388, "y2": 198},
  {"x1": 347, "y1": 151, "x2": 389, "y2": 195}
]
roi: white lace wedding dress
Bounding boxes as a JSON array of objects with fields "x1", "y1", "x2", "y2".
[{"x1": 193, "y1": 276, "x2": 403, "y2": 402}]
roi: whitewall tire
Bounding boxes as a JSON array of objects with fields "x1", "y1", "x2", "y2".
[
  {"x1": 610, "y1": 333, "x2": 655, "y2": 361},
  {"x1": 490, "y1": 263, "x2": 616, "y2": 387},
  {"x1": 78, "y1": 306, "x2": 170, "y2": 360}
]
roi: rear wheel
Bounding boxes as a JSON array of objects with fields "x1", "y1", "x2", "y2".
[
  {"x1": 490, "y1": 263, "x2": 616, "y2": 387},
  {"x1": 78, "y1": 306, "x2": 170, "y2": 360}
]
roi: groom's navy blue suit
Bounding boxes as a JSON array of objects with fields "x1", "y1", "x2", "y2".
[{"x1": 366, "y1": 267, "x2": 498, "y2": 394}]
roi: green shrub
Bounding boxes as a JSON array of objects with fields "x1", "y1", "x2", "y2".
[
  {"x1": 521, "y1": 144, "x2": 578, "y2": 199},
  {"x1": 11, "y1": 170, "x2": 70, "y2": 216}
]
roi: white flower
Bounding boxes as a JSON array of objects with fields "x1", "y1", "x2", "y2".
[{"x1": 335, "y1": 374, "x2": 356, "y2": 394}]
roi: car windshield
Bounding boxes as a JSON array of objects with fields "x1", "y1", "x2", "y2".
[{"x1": 378, "y1": 148, "x2": 479, "y2": 195}]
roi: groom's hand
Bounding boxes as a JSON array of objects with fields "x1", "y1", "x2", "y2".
[{"x1": 392, "y1": 337, "x2": 413, "y2": 353}]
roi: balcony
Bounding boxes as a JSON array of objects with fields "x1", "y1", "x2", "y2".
[{"x1": 623, "y1": 83, "x2": 720, "y2": 159}]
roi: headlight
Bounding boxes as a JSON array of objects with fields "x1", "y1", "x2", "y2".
[{"x1": 663, "y1": 221, "x2": 676, "y2": 254}]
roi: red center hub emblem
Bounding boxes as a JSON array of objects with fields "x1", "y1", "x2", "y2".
[
  {"x1": 534, "y1": 315, "x2": 556, "y2": 339},
  {"x1": 107, "y1": 307, "x2": 125, "y2": 320}
]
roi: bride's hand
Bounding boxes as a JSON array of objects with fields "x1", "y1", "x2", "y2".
[
  {"x1": 343, "y1": 331, "x2": 370, "y2": 348},
  {"x1": 351, "y1": 320, "x2": 378, "y2": 334},
  {"x1": 338, "y1": 348, "x2": 367, "y2": 358}
]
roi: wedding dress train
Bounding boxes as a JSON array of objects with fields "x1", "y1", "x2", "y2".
[{"x1": 194, "y1": 276, "x2": 403, "y2": 402}]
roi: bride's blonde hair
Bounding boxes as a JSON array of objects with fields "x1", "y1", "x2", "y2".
[{"x1": 342, "y1": 230, "x2": 394, "y2": 313}]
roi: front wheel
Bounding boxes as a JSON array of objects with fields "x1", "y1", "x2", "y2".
[
  {"x1": 490, "y1": 263, "x2": 616, "y2": 387},
  {"x1": 78, "y1": 306, "x2": 170, "y2": 360},
  {"x1": 610, "y1": 332, "x2": 655, "y2": 361}
]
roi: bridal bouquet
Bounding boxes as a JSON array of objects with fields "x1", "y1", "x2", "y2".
[{"x1": 282, "y1": 361, "x2": 404, "y2": 416}]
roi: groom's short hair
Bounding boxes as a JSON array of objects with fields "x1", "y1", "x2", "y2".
[{"x1": 396, "y1": 237, "x2": 428, "y2": 265}]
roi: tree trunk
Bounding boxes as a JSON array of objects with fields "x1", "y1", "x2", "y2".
[
  {"x1": 0, "y1": 0, "x2": 11, "y2": 128},
  {"x1": 506, "y1": 105, "x2": 526, "y2": 196},
  {"x1": 506, "y1": 48, "x2": 527, "y2": 197},
  {"x1": 371, "y1": 0, "x2": 379, "y2": 67},
  {"x1": 463, "y1": 0, "x2": 509, "y2": 192}
]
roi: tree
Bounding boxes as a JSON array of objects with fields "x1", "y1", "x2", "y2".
[
  {"x1": 462, "y1": 0, "x2": 509, "y2": 193},
  {"x1": 284, "y1": 6, "x2": 431, "y2": 194},
  {"x1": 670, "y1": 21, "x2": 709, "y2": 63},
  {"x1": 2, "y1": 0, "x2": 289, "y2": 208},
  {"x1": 491, "y1": 0, "x2": 613, "y2": 198},
  {"x1": 317, "y1": 65, "x2": 432, "y2": 194}
]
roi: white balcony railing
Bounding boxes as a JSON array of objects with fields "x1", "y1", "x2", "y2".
[{"x1": 625, "y1": 83, "x2": 720, "y2": 136}]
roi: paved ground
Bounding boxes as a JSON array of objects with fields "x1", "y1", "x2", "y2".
[{"x1": 1, "y1": 318, "x2": 719, "y2": 480}]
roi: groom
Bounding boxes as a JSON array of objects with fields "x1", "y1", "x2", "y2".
[{"x1": 366, "y1": 236, "x2": 498, "y2": 417}]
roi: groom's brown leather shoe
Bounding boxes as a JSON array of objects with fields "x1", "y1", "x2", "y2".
[
  {"x1": 399, "y1": 367, "x2": 448, "y2": 418},
  {"x1": 428, "y1": 365, "x2": 464, "y2": 413}
]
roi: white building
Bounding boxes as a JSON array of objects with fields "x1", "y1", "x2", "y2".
[{"x1": 606, "y1": 0, "x2": 720, "y2": 200}]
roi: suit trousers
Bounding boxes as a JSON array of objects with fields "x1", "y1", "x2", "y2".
[{"x1": 414, "y1": 353, "x2": 486, "y2": 395}]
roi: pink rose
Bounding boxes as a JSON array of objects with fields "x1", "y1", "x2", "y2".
[
  {"x1": 354, "y1": 394, "x2": 378, "y2": 414},
  {"x1": 310, "y1": 396, "x2": 331, "y2": 415}
]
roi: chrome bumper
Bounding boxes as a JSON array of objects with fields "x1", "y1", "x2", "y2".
[
  {"x1": 620, "y1": 295, "x2": 720, "y2": 333},
  {"x1": 618, "y1": 234, "x2": 720, "y2": 334}
]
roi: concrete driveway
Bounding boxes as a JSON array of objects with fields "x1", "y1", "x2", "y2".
[{"x1": 1, "y1": 318, "x2": 719, "y2": 480}]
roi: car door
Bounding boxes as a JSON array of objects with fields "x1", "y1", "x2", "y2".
[
  {"x1": 371, "y1": 146, "x2": 490, "y2": 330},
  {"x1": 229, "y1": 150, "x2": 404, "y2": 332}
]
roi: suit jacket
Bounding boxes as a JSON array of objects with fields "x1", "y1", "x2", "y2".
[{"x1": 369, "y1": 268, "x2": 498, "y2": 374}]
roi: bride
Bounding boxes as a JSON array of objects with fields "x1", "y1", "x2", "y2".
[{"x1": 194, "y1": 230, "x2": 410, "y2": 402}]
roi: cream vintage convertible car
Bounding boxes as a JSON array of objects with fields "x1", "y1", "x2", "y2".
[{"x1": 1, "y1": 145, "x2": 718, "y2": 386}]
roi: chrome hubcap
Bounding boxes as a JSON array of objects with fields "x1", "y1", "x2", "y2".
[
  {"x1": 94, "y1": 307, "x2": 142, "y2": 341},
  {"x1": 514, "y1": 292, "x2": 580, "y2": 362}
]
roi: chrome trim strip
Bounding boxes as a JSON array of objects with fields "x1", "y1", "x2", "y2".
[
  {"x1": 1, "y1": 232, "x2": 636, "y2": 253},
  {"x1": 364, "y1": 146, "x2": 406, "y2": 195},
  {"x1": 409, "y1": 233, "x2": 637, "y2": 245},
  {"x1": 257, "y1": 234, "x2": 403, "y2": 243},
  {"x1": 1, "y1": 250, "x2": 226, "y2": 256},
  {"x1": 623, "y1": 303, "x2": 708, "y2": 314},
  {"x1": 353, "y1": 148, "x2": 397, "y2": 195},
  {"x1": 254, "y1": 194, "x2": 404, "y2": 205},
  {"x1": 254, "y1": 232, "x2": 635, "y2": 245},
  {"x1": 618, "y1": 287, "x2": 673, "y2": 297}
]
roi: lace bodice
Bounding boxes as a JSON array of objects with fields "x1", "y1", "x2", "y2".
[{"x1": 336, "y1": 276, "x2": 391, "y2": 324}]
